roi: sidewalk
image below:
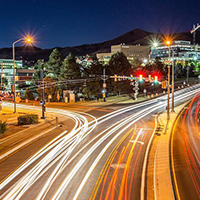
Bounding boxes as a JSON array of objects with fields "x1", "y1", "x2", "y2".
[{"x1": 147, "y1": 103, "x2": 188, "y2": 200}]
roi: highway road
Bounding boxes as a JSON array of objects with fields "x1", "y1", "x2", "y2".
[
  {"x1": 1, "y1": 84, "x2": 200, "y2": 200},
  {"x1": 171, "y1": 91, "x2": 200, "y2": 200}
]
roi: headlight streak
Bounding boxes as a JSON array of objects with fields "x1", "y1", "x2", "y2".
[
  {"x1": 1, "y1": 114, "x2": 94, "y2": 200},
  {"x1": 67, "y1": 88, "x2": 200, "y2": 200},
  {"x1": 1, "y1": 85, "x2": 200, "y2": 200},
  {"x1": 52, "y1": 106, "x2": 159, "y2": 200}
]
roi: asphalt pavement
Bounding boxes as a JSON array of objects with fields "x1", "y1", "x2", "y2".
[
  {"x1": 1, "y1": 84, "x2": 200, "y2": 200},
  {"x1": 170, "y1": 91, "x2": 200, "y2": 200}
]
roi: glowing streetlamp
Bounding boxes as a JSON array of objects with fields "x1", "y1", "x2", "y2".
[
  {"x1": 153, "y1": 42, "x2": 158, "y2": 48},
  {"x1": 165, "y1": 40, "x2": 173, "y2": 119},
  {"x1": 13, "y1": 36, "x2": 33, "y2": 113}
]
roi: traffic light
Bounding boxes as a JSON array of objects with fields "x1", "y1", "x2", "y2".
[
  {"x1": 114, "y1": 74, "x2": 117, "y2": 82},
  {"x1": 139, "y1": 74, "x2": 143, "y2": 82},
  {"x1": 162, "y1": 81, "x2": 167, "y2": 89},
  {"x1": 130, "y1": 74, "x2": 133, "y2": 81},
  {"x1": 148, "y1": 75, "x2": 151, "y2": 81},
  {"x1": 154, "y1": 76, "x2": 158, "y2": 83},
  {"x1": 11, "y1": 85, "x2": 15, "y2": 93}
]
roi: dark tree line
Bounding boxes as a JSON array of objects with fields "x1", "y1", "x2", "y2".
[{"x1": 29, "y1": 49, "x2": 197, "y2": 101}]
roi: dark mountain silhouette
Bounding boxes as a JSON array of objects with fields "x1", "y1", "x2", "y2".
[{"x1": 0, "y1": 29, "x2": 199, "y2": 63}]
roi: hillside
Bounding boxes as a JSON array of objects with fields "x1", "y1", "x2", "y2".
[{"x1": 0, "y1": 29, "x2": 199, "y2": 62}]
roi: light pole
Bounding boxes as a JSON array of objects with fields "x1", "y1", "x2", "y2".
[
  {"x1": 12, "y1": 36, "x2": 33, "y2": 113},
  {"x1": 166, "y1": 40, "x2": 171, "y2": 120},
  {"x1": 171, "y1": 50, "x2": 175, "y2": 112},
  {"x1": 1, "y1": 62, "x2": 3, "y2": 93}
]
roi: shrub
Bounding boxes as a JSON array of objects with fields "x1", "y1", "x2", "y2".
[
  {"x1": 0, "y1": 120, "x2": 7, "y2": 133},
  {"x1": 18, "y1": 114, "x2": 38, "y2": 125},
  {"x1": 24, "y1": 88, "x2": 34, "y2": 100}
]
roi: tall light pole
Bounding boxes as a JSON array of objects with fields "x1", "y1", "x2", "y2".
[
  {"x1": 166, "y1": 40, "x2": 171, "y2": 120},
  {"x1": 171, "y1": 50, "x2": 175, "y2": 112},
  {"x1": 13, "y1": 36, "x2": 33, "y2": 113},
  {"x1": 1, "y1": 62, "x2": 3, "y2": 93}
]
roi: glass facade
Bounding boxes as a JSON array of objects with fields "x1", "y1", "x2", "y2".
[{"x1": 151, "y1": 41, "x2": 200, "y2": 62}]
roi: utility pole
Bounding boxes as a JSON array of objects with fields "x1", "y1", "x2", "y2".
[
  {"x1": 167, "y1": 45, "x2": 171, "y2": 121},
  {"x1": 1, "y1": 62, "x2": 3, "y2": 93},
  {"x1": 102, "y1": 68, "x2": 108, "y2": 102},
  {"x1": 193, "y1": 24, "x2": 196, "y2": 46},
  {"x1": 191, "y1": 23, "x2": 200, "y2": 49},
  {"x1": 13, "y1": 43, "x2": 17, "y2": 113},
  {"x1": 171, "y1": 50, "x2": 175, "y2": 112},
  {"x1": 40, "y1": 70, "x2": 45, "y2": 119},
  {"x1": 186, "y1": 65, "x2": 189, "y2": 84}
]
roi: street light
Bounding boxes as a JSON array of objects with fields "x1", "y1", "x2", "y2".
[
  {"x1": 166, "y1": 40, "x2": 171, "y2": 120},
  {"x1": 13, "y1": 36, "x2": 33, "y2": 113},
  {"x1": 153, "y1": 42, "x2": 158, "y2": 48}
]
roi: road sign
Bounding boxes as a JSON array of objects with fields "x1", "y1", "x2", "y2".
[
  {"x1": 16, "y1": 96, "x2": 21, "y2": 103},
  {"x1": 162, "y1": 81, "x2": 167, "y2": 89}
]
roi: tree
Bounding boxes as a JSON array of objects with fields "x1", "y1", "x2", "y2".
[
  {"x1": 81, "y1": 55, "x2": 104, "y2": 99},
  {"x1": 59, "y1": 53, "x2": 81, "y2": 92},
  {"x1": 130, "y1": 58, "x2": 142, "y2": 69},
  {"x1": 186, "y1": 61, "x2": 195, "y2": 76},
  {"x1": 175, "y1": 63, "x2": 185, "y2": 78},
  {"x1": 60, "y1": 53, "x2": 81, "y2": 80},
  {"x1": 108, "y1": 52, "x2": 131, "y2": 75},
  {"x1": 83, "y1": 55, "x2": 104, "y2": 77},
  {"x1": 108, "y1": 52, "x2": 132, "y2": 94},
  {"x1": 38, "y1": 76, "x2": 60, "y2": 102},
  {"x1": 24, "y1": 88, "x2": 34, "y2": 100},
  {"x1": 82, "y1": 81, "x2": 101, "y2": 100},
  {"x1": 46, "y1": 48, "x2": 63, "y2": 78},
  {"x1": 32, "y1": 59, "x2": 47, "y2": 82},
  {"x1": 0, "y1": 77, "x2": 8, "y2": 85}
]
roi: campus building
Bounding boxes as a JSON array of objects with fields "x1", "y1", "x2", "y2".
[
  {"x1": 96, "y1": 44, "x2": 150, "y2": 64},
  {"x1": 0, "y1": 59, "x2": 35, "y2": 89},
  {"x1": 151, "y1": 40, "x2": 200, "y2": 62}
]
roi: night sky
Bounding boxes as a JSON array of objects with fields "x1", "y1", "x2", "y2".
[{"x1": 1, "y1": 0, "x2": 200, "y2": 49}]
